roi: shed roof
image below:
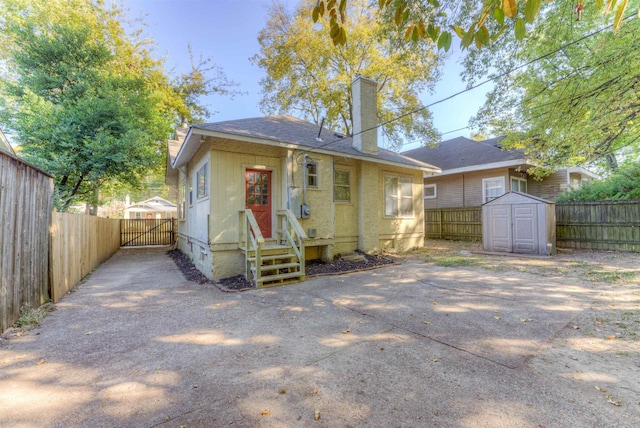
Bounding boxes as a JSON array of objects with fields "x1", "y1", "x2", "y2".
[
  {"x1": 172, "y1": 115, "x2": 440, "y2": 173},
  {"x1": 482, "y1": 191, "x2": 554, "y2": 206}
]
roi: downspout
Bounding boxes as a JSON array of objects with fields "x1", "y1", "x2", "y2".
[{"x1": 302, "y1": 153, "x2": 309, "y2": 206}]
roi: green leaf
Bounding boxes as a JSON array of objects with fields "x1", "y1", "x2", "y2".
[
  {"x1": 515, "y1": 17, "x2": 526, "y2": 41},
  {"x1": 461, "y1": 24, "x2": 476, "y2": 50},
  {"x1": 404, "y1": 24, "x2": 414, "y2": 41},
  {"x1": 428, "y1": 0, "x2": 440, "y2": 7},
  {"x1": 613, "y1": 0, "x2": 629, "y2": 32},
  {"x1": 394, "y1": 7, "x2": 403, "y2": 26},
  {"x1": 427, "y1": 23, "x2": 437, "y2": 40},
  {"x1": 312, "y1": 6, "x2": 320, "y2": 22},
  {"x1": 412, "y1": 25, "x2": 420, "y2": 42},
  {"x1": 438, "y1": 31, "x2": 451, "y2": 52},
  {"x1": 503, "y1": 0, "x2": 518, "y2": 19},
  {"x1": 494, "y1": 8, "x2": 505, "y2": 25},
  {"x1": 477, "y1": 25, "x2": 489, "y2": 46},
  {"x1": 453, "y1": 26, "x2": 466, "y2": 39},
  {"x1": 525, "y1": 0, "x2": 542, "y2": 24}
]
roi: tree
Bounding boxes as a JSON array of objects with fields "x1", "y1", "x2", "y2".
[
  {"x1": 0, "y1": 0, "x2": 236, "y2": 211},
  {"x1": 462, "y1": 1, "x2": 640, "y2": 174},
  {"x1": 556, "y1": 158, "x2": 640, "y2": 201},
  {"x1": 252, "y1": 0, "x2": 441, "y2": 150},
  {"x1": 312, "y1": 0, "x2": 637, "y2": 50}
]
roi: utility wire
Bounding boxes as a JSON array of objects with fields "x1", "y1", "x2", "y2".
[{"x1": 305, "y1": 13, "x2": 637, "y2": 154}]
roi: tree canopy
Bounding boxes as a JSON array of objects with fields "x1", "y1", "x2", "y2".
[
  {"x1": 0, "y1": 0, "x2": 236, "y2": 210},
  {"x1": 462, "y1": 1, "x2": 640, "y2": 174},
  {"x1": 252, "y1": 0, "x2": 441, "y2": 150},
  {"x1": 313, "y1": 0, "x2": 638, "y2": 50}
]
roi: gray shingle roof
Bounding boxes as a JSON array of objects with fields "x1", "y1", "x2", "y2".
[
  {"x1": 402, "y1": 136, "x2": 525, "y2": 171},
  {"x1": 188, "y1": 115, "x2": 439, "y2": 172}
]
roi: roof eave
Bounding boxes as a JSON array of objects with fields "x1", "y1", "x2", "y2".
[
  {"x1": 427, "y1": 159, "x2": 534, "y2": 177},
  {"x1": 181, "y1": 128, "x2": 440, "y2": 173}
]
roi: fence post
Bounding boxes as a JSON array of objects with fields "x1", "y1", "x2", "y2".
[{"x1": 439, "y1": 209, "x2": 443, "y2": 239}]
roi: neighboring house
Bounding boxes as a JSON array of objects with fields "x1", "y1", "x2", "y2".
[
  {"x1": 402, "y1": 136, "x2": 599, "y2": 209},
  {"x1": 124, "y1": 196, "x2": 177, "y2": 219},
  {"x1": 165, "y1": 76, "x2": 439, "y2": 286},
  {"x1": 0, "y1": 129, "x2": 17, "y2": 157}
]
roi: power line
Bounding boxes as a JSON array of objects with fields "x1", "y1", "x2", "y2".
[{"x1": 305, "y1": 12, "x2": 637, "y2": 154}]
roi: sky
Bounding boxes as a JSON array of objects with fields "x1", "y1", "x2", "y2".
[{"x1": 124, "y1": 0, "x2": 491, "y2": 152}]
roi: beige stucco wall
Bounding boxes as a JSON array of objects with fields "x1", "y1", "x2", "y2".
[{"x1": 377, "y1": 165, "x2": 425, "y2": 252}]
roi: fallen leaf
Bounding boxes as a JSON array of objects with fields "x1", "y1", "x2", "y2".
[
  {"x1": 342, "y1": 328, "x2": 351, "y2": 334},
  {"x1": 432, "y1": 301, "x2": 438, "y2": 305},
  {"x1": 520, "y1": 318, "x2": 533, "y2": 323},
  {"x1": 432, "y1": 358, "x2": 439, "y2": 362},
  {"x1": 85, "y1": 332, "x2": 92, "y2": 335},
  {"x1": 280, "y1": 389, "x2": 286, "y2": 394},
  {"x1": 312, "y1": 387, "x2": 318, "y2": 394},
  {"x1": 36, "y1": 359, "x2": 46, "y2": 365},
  {"x1": 595, "y1": 386, "x2": 607, "y2": 393},
  {"x1": 260, "y1": 409, "x2": 270, "y2": 416},
  {"x1": 495, "y1": 316, "x2": 502, "y2": 320},
  {"x1": 607, "y1": 335, "x2": 616, "y2": 340},
  {"x1": 607, "y1": 398, "x2": 621, "y2": 406},
  {"x1": 315, "y1": 410, "x2": 321, "y2": 420},
  {"x1": 423, "y1": 321, "x2": 431, "y2": 325},
  {"x1": 247, "y1": 371, "x2": 253, "y2": 374},
  {"x1": 193, "y1": 385, "x2": 199, "y2": 389}
]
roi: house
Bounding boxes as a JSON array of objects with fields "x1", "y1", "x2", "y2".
[
  {"x1": 0, "y1": 129, "x2": 17, "y2": 157},
  {"x1": 124, "y1": 196, "x2": 177, "y2": 219},
  {"x1": 165, "y1": 76, "x2": 439, "y2": 287},
  {"x1": 402, "y1": 136, "x2": 599, "y2": 209}
]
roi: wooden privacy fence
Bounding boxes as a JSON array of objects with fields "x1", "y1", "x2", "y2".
[
  {"x1": 556, "y1": 201, "x2": 640, "y2": 251},
  {"x1": 120, "y1": 218, "x2": 176, "y2": 246},
  {"x1": 49, "y1": 213, "x2": 120, "y2": 303},
  {"x1": 424, "y1": 207, "x2": 482, "y2": 241},
  {"x1": 0, "y1": 151, "x2": 53, "y2": 332},
  {"x1": 425, "y1": 201, "x2": 640, "y2": 252}
]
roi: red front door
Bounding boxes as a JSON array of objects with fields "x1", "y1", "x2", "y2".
[{"x1": 246, "y1": 169, "x2": 272, "y2": 238}]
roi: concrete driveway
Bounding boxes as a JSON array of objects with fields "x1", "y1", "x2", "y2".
[{"x1": 1, "y1": 247, "x2": 636, "y2": 427}]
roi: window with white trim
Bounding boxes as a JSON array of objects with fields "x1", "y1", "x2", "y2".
[
  {"x1": 384, "y1": 175, "x2": 413, "y2": 218},
  {"x1": 179, "y1": 180, "x2": 186, "y2": 220},
  {"x1": 334, "y1": 169, "x2": 351, "y2": 202},
  {"x1": 424, "y1": 183, "x2": 437, "y2": 199},
  {"x1": 307, "y1": 160, "x2": 318, "y2": 189},
  {"x1": 510, "y1": 176, "x2": 527, "y2": 193},
  {"x1": 197, "y1": 163, "x2": 208, "y2": 199},
  {"x1": 482, "y1": 176, "x2": 505, "y2": 203}
]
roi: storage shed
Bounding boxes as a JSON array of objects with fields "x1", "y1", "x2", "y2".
[{"x1": 482, "y1": 192, "x2": 556, "y2": 255}]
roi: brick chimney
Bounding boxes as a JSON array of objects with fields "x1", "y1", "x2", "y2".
[{"x1": 351, "y1": 76, "x2": 378, "y2": 155}]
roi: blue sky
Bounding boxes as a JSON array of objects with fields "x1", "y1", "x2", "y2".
[{"x1": 125, "y1": 0, "x2": 490, "y2": 151}]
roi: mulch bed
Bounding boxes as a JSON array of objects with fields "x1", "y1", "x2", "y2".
[
  {"x1": 167, "y1": 248, "x2": 397, "y2": 292},
  {"x1": 306, "y1": 252, "x2": 397, "y2": 276}
]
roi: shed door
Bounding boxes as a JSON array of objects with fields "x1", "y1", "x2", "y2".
[
  {"x1": 246, "y1": 169, "x2": 272, "y2": 238},
  {"x1": 489, "y1": 205, "x2": 512, "y2": 252},
  {"x1": 512, "y1": 204, "x2": 537, "y2": 253}
]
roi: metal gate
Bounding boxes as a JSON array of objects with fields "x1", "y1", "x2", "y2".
[{"x1": 120, "y1": 218, "x2": 176, "y2": 247}]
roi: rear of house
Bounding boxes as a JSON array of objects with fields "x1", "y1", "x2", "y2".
[{"x1": 166, "y1": 77, "x2": 439, "y2": 285}]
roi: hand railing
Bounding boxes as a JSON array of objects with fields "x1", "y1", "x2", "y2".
[
  {"x1": 239, "y1": 209, "x2": 264, "y2": 282},
  {"x1": 276, "y1": 209, "x2": 307, "y2": 276}
]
